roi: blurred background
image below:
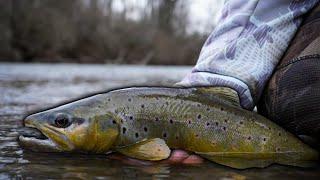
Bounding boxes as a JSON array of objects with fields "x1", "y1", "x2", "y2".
[{"x1": 0, "y1": 0, "x2": 224, "y2": 65}]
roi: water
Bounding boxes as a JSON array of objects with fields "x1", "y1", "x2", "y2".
[{"x1": 0, "y1": 63, "x2": 319, "y2": 179}]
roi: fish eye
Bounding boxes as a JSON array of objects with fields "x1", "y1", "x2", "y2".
[{"x1": 54, "y1": 114, "x2": 71, "y2": 128}]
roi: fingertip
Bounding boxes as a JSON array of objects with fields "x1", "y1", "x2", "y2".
[
  {"x1": 182, "y1": 155, "x2": 205, "y2": 164},
  {"x1": 166, "y1": 150, "x2": 190, "y2": 163}
]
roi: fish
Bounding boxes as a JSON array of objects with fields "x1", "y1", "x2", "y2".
[{"x1": 19, "y1": 87, "x2": 319, "y2": 169}]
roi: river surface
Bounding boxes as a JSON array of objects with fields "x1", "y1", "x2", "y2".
[{"x1": 0, "y1": 63, "x2": 319, "y2": 179}]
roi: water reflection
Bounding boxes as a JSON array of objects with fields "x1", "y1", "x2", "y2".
[{"x1": 3, "y1": 141, "x2": 320, "y2": 179}]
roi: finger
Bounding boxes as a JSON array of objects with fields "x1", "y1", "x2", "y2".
[
  {"x1": 162, "y1": 149, "x2": 190, "y2": 164},
  {"x1": 182, "y1": 154, "x2": 205, "y2": 164}
]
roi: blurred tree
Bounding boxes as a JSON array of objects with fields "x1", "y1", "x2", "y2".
[
  {"x1": 157, "y1": 0, "x2": 177, "y2": 33},
  {"x1": 0, "y1": 0, "x2": 212, "y2": 65},
  {"x1": 0, "y1": 1, "x2": 16, "y2": 59}
]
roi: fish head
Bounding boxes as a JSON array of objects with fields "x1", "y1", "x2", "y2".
[{"x1": 19, "y1": 95, "x2": 120, "y2": 153}]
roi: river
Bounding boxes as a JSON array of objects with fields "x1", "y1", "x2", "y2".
[{"x1": 0, "y1": 63, "x2": 319, "y2": 179}]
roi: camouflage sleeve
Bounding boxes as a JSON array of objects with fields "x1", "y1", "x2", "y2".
[{"x1": 177, "y1": 0, "x2": 319, "y2": 110}]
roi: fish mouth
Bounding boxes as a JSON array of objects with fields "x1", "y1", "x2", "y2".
[
  {"x1": 19, "y1": 126, "x2": 48, "y2": 140},
  {"x1": 19, "y1": 123, "x2": 62, "y2": 152}
]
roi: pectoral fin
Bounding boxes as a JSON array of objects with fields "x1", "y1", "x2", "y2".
[{"x1": 116, "y1": 138, "x2": 171, "y2": 161}]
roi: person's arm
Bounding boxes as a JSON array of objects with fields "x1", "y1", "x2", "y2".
[{"x1": 178, "y1": 0, "x2": 319, "y2": 110}]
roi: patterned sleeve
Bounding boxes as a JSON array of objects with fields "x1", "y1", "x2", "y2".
[{"x1": 177, "y1": 0, "x2": 319, "y2": 110}]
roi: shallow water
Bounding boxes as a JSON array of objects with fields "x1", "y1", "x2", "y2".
[{"x1": 0, "y1": 63, "x2": 319, "y2": 179}]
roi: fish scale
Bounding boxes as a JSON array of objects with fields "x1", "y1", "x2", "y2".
[
  {"x1": 107, "y1": 88, "x2": 318, "y2": 165},
  {"x1": 19, "y1": 87, "x2": 318, "y2": 169}
]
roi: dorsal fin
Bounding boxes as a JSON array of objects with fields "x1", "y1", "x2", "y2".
[{"x1": 195, "y1": 87, "x2": 241, "y2": 107}]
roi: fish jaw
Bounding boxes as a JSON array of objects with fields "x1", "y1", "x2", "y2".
[
  {"x1": 19, "y1": 114, "x2": 74, "y2": 152},
  {"x1": 19, "y1": 135, "x2": 62, "y2": 152},
  {"x1": 19, "y1": 122, "x2": 62, "y2": 152}
]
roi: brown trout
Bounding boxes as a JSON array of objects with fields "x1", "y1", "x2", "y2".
[{"x1": 19, "y1": 87, "x2": 318, "y2": 169}]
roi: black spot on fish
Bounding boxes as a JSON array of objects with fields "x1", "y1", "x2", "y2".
[
  {"x1": 276, "y1": 147, "x2": 281, "y2": 151},
  {"x1": 197, "y1": 104, "x2": 201, "y2": 107},
  {"x1": 158, "y1": 149, "x2": 161, "y2": 152},
  {"x1": 206, "y1": 108, "x2": 210, "y2": 111},
  {"x1": 144, "y1": 127, "x2": 148, "y2": 132},
  {"x1": 215, "y1": 122, "x2": 219, "y2": 126},
  {"x1": 195, "y1": 134, "x2": 199, "y2": 138},
  {"x1": 188, "y1": 120, "x2": 191, "y2": 124},
  {"x1": 278, "y1": 132, "x2": 281, "y2": 136},
  {"x1": 197, "y1": 114, "x2": 202, "y2": 119},
  {"x1": 108, "y1": 98, "x2": 111, "y2": 102},
  {"x1": 239, "y1": 121, "x2": 243, "y2": 125},
  {"x1": 112, "y1": 120, "x2": 117, "y2": 124},
  {"x1": 268, "y1": 127, "x2": 272, "y2": 130},
  {"x1": 155, "y1": 117, "x2": 159, "y2": 121},
  {"x1": 120, "y1": 119, "x2": 123, "y2": 123},
  {"x1": 206, "y1": 122, "x2": 210, "y2": 126},
  {"x1": 224, "y1": 119, "x2": 228, "y2": 123},
  {"x1": 169, "y1": 119, "x2": 173, "y2": 124},
  {"x1": 129, "y1": 116, "x2": 133, "y2": 120},
  {"x1": 220, "y1": 107, "x2": 224, "y2": 111},
  {"x1": 222, "y1": 126, "x2": 226, "y2": 131},
  {"x1": 163, "y1": 132, "x2": 167, "y2": 138},
  {"x1": 141, "y1": 104, "x2": 145, "y2": 108},
  {"x1": 128, "y1": 98, "x2": 132, "y2": 102},
  {"x1": 247, "y1": 136, "x2": 252, "y2": 140},
  {"x1": 263, "y1": 138, "x2": 267, "y2": 142},
  {"x1": 175, "y1": 136, "x2": 179, "y2": 140},
  {"x1": 135, "y1": 133, "x2": 139, "y2": 138},
  {"x1": 122, "y1": 127, "x2": 127, "y2": 134}
]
